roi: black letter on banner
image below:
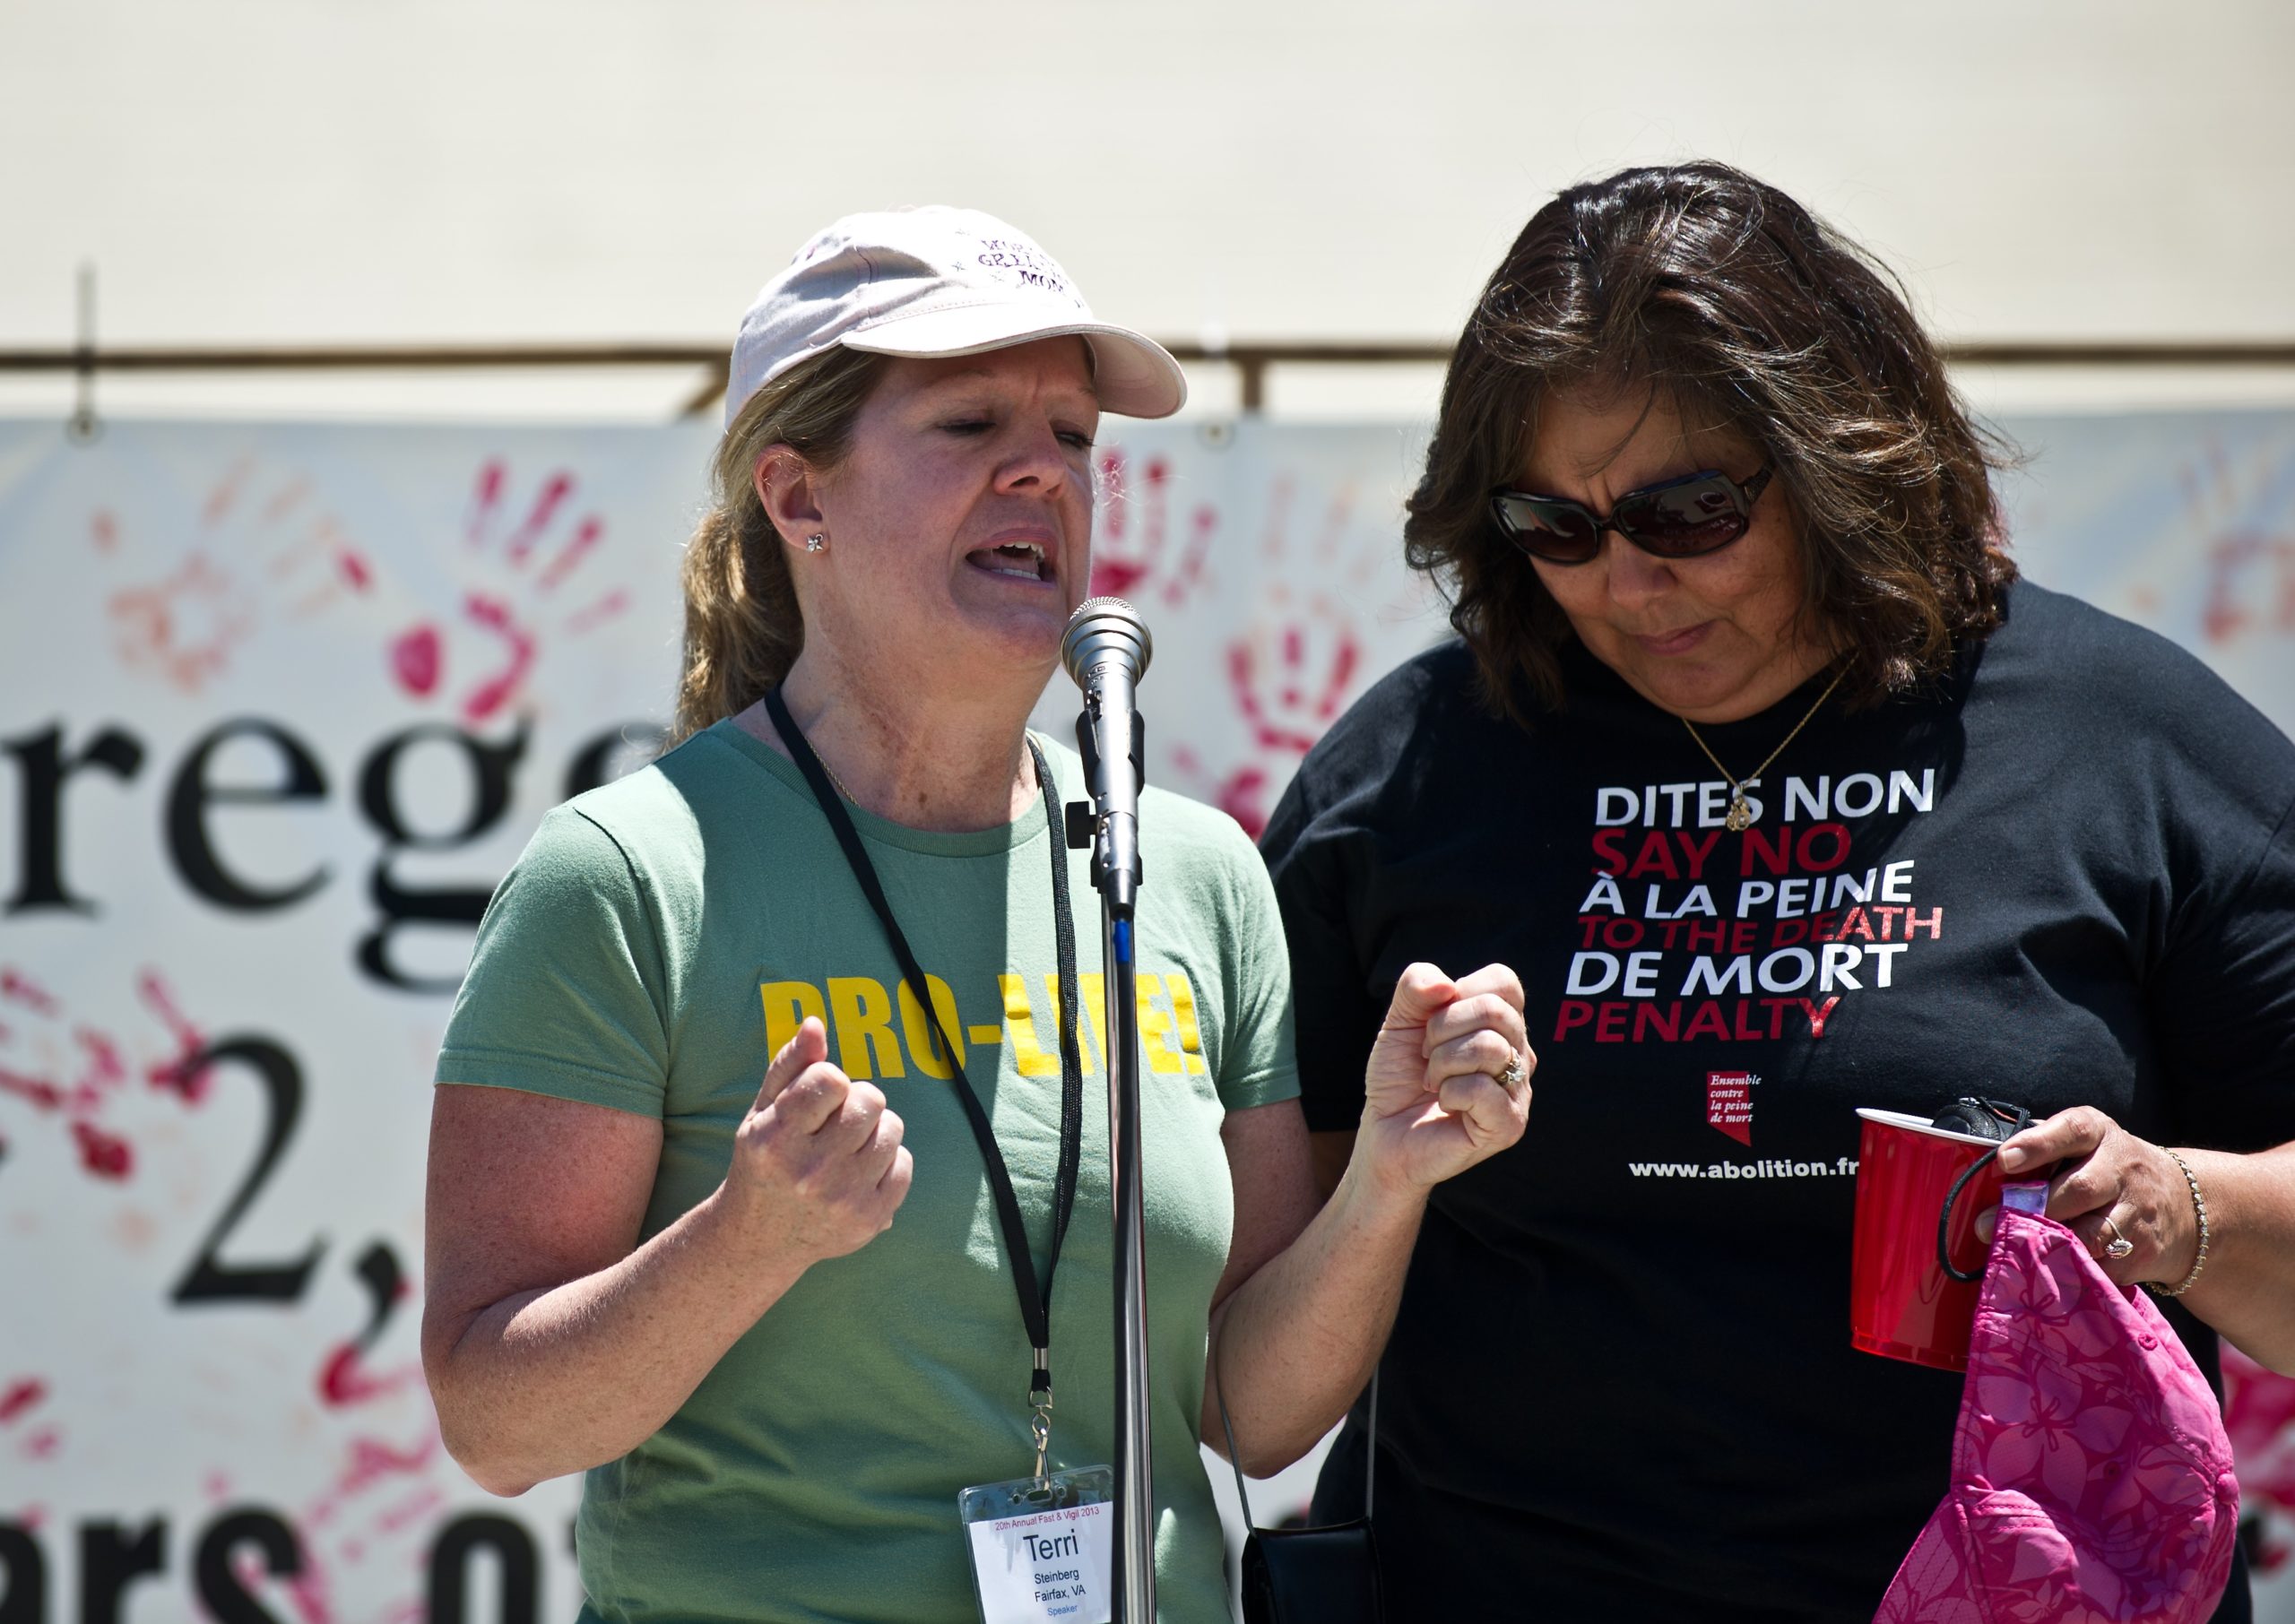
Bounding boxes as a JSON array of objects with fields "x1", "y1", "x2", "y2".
[
  {"x1": 356, "y1": 722, "x2": 528, "y2": 995},
  {"x1": 170, "y1": 1036, "x2": 325, "y2": 1305},
  {"x1": 195, "y1": 1509, "x2": 302, "y2": 1624},
  {"x1": 0, "y1": 1524, "x2": 45, "y2": 1624},
  {"x1": 344, "y1": 1239, "x2": 408, "y2": 1354},
  {"x1": 164, "y1": 721, "x2": 330, "y2": 911},
  {"x1": 3, "y1": 723, "x2": 145, "y2": 916},
  {"x1": 564, "y1": 723, "x2": 665, "y2": 799},
  {"x1": 429, "y1": 1516, "x2": 538, "y2": 1624},
  {"x1": 79, "y1": 1519, "x2": 166, "y2": 1624}
]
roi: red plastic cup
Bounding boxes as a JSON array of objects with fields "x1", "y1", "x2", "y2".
[{"x1": 1849, "y1": 1108, "x2": 2009, "y2": 1371}]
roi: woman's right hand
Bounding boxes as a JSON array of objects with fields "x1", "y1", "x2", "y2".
[
  {"x1": 724, "y1": 1016, "x2": 913, "y2": 1264},
  {"x1": 1353, "y1": 962, "x2": 1532, "y2": 1200}
]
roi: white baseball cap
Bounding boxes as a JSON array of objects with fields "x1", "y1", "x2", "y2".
[{"x1": 724, "y1": 205, "x2": 1187, "y2": 429}]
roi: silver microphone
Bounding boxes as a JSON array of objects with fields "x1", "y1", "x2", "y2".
[{"x1": 1060, "y1": 598, "x2": 1152, "y2": 911}]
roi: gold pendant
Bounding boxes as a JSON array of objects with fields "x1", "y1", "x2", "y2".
[{"x1": 1725, "y1": 796, "x2": 1753, "y2": 833}]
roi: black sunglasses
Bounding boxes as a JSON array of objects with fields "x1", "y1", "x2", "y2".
[{"x1": 1490, "y1": 465, "x2": 1772, "y2": 565}]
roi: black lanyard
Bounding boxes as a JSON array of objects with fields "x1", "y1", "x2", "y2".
[{"x1": 764, "y1": 687, "x2": 1086, "y2": 1404}]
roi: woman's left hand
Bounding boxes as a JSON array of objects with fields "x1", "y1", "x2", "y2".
[
  {"x1": 1354, "y1": 961, "x2": 1533, "y2": 1199},
  {"x1": 1994, "y1": 1107, "x2": 2200, "y2": 1289}
]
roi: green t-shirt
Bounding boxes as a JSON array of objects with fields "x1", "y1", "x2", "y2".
[{"x1": 436, "y1": 719, "x2": 1300, "y2": 1624}]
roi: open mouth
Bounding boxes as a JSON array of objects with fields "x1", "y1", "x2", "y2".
[{"x1": 967, "y1": 540, "x2": 1054, "y2": 583}]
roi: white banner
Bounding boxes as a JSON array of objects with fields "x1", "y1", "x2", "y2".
[
  {"x1": 2003, "y1": 410, "x2": 2295, "y2": 742},
  {"x1": 2, "y1": 409, "x2": 2292, "y2": 1622},
  {"x1": 0, "y1": 424, "x2": 706, "y2": 1624}
]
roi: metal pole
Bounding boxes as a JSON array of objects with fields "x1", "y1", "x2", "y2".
[
  {"x1": 1061, "y1": 600, "x2": 1156, "y2": 1624},
  {"x1": 1103, "y1": 907, "x2": 1153, "y2": 1623}
]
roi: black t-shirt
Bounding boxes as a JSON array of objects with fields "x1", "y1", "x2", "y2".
[{"x1": 1261, "y1": 582, "x2": 2295, "y2": 1623}]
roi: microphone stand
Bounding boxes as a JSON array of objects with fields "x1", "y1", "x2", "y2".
[{"x1": 1070, "y1": 687, "x2": 1154, "y2": 1624}]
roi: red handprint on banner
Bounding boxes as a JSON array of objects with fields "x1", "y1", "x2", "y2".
[
  {"x1": 285, "y1": 1243, "x2": 438, "y2": 1624},
  {"x1": 1233, "y1": 476, "x2": 1368, "y2": 745},
  {"x1": 0, "y1": 966, "x2": 210, "y2": 1187},
  {"x1": 1090, "y1": 448, "x2": 1219, "y2": 608},
  {"x1": 1165, "y1": 474, "x2": 1379, "y2": 836},
  {"x1": 1174, "y1": 610, "x2": 1362, "y2": 836},
  {"x1": 1229, "y1": 617, "x2": 1364, "y2": 756},
  {"x1": 199, "y1": 1365, "x2": 441, "y2": 1624},
  {"x1": 386, "y1": 458, "x2": 628, "y2": 724},
  {"x1": 98, "y1": 456, "x2": 376, "y2": 693},
  {"x1": 2187, "y1": 442, "x2": 2295, "y2": 648},
  {"x1": 284, "y1": 1426, "x2": 444, "y2": 1624},
  {"x1": 2200, "y1": 534, "x2": 2295, "y2": 646},
  {"x1": 0, "y1": 968, "x2": 212, "y2": 1474}
]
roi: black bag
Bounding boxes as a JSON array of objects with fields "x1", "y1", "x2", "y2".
[
  {"x1": 1238, "y1": 1513, "x2": 1381, "y2": 1624},
  {"x1": 1215, "y1": 1351, "x2": 1383, "y2": 1624}
]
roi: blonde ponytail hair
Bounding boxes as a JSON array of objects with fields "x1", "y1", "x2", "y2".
[{"x1": 670, "y1": 346, "x2": 888, "y2": 745}]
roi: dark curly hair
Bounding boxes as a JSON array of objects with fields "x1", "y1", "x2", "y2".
[{"x1": 1407, "y1": 161, "x2": 2017, "y2": 722}]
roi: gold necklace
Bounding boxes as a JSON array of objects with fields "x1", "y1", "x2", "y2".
[
  {"x1": 1680, "y1": 668, "x2": 1847, "y2": 833},
  {"x1": 815, "y1": 751, "x2": 860, "y2": 804}
]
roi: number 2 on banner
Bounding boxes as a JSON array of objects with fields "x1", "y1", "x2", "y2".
[{"x1": 168, "y1": 1035, "x2": 326, "y2": 1304}]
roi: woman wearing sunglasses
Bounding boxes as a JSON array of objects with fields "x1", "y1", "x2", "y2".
[{"x1": 1260, "y1": 162, "x2": 2295, "y2": 1620}]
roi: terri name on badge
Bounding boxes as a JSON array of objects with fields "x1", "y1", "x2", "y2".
[{"x1": 964, "y1": 1501, "x2": 1113, "y2": 1624}]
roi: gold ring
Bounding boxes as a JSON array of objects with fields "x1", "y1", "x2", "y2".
[
  {"x1": 1494, "y1": 1054, "x2": 1527, "y2": 1092},
  {"x1": 2099, "y1": 1214, "x2": 2135, "y2": 1261}
]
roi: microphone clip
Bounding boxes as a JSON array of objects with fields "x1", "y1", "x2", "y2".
[{"x1": 1072, "y1": 696, "x2": 1146, "y2": 907}]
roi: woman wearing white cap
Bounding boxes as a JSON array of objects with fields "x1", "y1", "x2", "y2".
[{"x1": 419, "y1": 205, "x2": 1532, "y2": 1624}]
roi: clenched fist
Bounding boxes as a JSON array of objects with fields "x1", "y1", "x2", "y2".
[
  {"x1": 1355, "y1": 962, "x2": 1533, "y2": 1197},
  {"x1": 723, "y1": 1017, "x2": 914, "y2": 1265}
]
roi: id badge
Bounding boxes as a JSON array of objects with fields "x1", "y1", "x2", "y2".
[{"x1": 957, "y1": 1465, "x2": 1114, "y2": 1624}]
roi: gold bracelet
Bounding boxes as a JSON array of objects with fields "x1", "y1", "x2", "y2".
[{"x1": 2147, "y1": 1148, "x2": 2211, "y2": 1300}]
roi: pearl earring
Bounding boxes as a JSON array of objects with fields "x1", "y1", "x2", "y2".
[{"x1": 804, "y1": 533, "x2": 827, "y2": 553}]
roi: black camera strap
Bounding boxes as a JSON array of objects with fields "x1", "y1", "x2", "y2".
[{"x1": 1934, "y1": 1096, "x2": 2036, "y2": 1283}]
